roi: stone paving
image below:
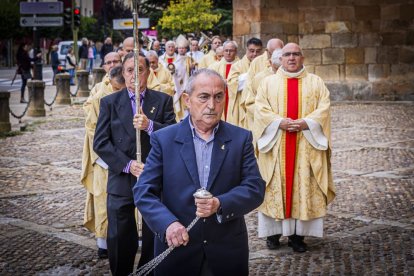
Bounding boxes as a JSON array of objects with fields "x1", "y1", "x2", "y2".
[{"x1": 0, "y1": 89, "x2": 413, "y2": 275}]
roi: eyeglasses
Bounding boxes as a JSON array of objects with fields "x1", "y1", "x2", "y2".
[
  {"x1": 104, "y1": 60, "x2": 121, "y2": 65},
  {"x1": 282, "y1": 52, "x2": 302, "y2": 57}
]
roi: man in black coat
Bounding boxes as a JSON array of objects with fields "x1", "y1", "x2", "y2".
[{"x1": 93, "y1": 52, "x2": 176, "y2": 275}]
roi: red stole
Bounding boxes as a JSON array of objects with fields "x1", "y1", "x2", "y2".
[
  {"x1": 154, "y1": 70, "x2": 157, "y2": 77},
  {"x1": 224, "y1": 63, "x2": 232, "y2": 120},
  {"x1": 167, "y1": 57, "x2": 174, "y2": 64},
  {"x1": 285, "y1": 78, "x2": 299, "y2": 218}
]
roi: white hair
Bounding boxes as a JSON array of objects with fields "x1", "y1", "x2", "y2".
[
  {"x1": 271, "y1": 49, "x2": 283, "y2": 67},
  {"x1": 223, "y1": 40, "x2": 238, "y2": 49}
]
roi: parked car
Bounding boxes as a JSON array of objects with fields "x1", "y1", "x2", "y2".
[{"x1": 57, "y1": 40, "x2": 81, "y2": 72}]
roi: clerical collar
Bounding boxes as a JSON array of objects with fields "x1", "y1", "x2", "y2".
[{"x1": 280, "y1": 65, "x2": 306, "y2": 78}]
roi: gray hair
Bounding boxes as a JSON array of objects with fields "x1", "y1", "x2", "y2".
[
  {"x1": 223, "y1": 40, "x2": 238, "y2": 49},
  {"x1": 184, "y1": 69, "x2": 226, "y2": 96},
  {"x1": 146, "y1": 50, "x2": 159, "y2": 59},
  {"x1": 271, "y1": 49, "x2": 283, "y2": 67}
]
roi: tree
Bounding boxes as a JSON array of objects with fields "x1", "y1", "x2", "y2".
[{"x1": 158, "y1": 0, "x2": 221, "y2": 37}]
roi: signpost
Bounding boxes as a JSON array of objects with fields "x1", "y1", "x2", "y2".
[
  {"x1": 20, "y1": 1, "x2": 63, "y2": 14},
  {"x1": 19, "y1": 1, "x2": 65, "y2": 80},
  {"x1": 20, "y1": 17, "x2": 63, "y2": 27},
  {"x1": 113, "y1": 18, "x2": 149, "y2": 30}
]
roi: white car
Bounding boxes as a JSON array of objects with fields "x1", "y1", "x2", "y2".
[{"x1": 57, "y1": 40, "x2": 82, "y2": 67}]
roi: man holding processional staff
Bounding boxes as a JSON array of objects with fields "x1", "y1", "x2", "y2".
[{"x1": 93, "y1": 1, "x2": 176, "y2": 275}]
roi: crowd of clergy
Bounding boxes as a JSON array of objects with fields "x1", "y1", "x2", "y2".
[{"x1": 81, "y1": 32, "x2": 335, "y2": 261}]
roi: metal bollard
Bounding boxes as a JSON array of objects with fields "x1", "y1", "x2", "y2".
[
  {"x1": 92, "y1": 67, "x2": 106, "y2": 87},
  {"x1": 27, "y1": 80, "x2": 46, "y2": 117},
  {"x1": 0, "y1": 91, "x2": 11, "y2": 132},
  {"x1": 55, "y1": 73, "x2": 71, "y2": 104},
  {"x1": 76, "y1": 70, "x2": 90, "y2": 97}
]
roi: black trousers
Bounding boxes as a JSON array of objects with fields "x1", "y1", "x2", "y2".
[{"x1": 107, "y1": 193, "x2": 154, "y2": 276}]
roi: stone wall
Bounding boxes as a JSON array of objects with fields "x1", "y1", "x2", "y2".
[{"x1": 233, "y1": 0, "x2": 414, "y2": 100}]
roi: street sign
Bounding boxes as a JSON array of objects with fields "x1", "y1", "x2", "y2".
[
  {"x1": 20, "y1": 17, "x2": 63, "y2": 27},
  {"x1": 113, "y1": 18, "x2": 149, "y2": 30},
  {"x1": 20, "y1": 1, "x2": 63, "y2": 14}
]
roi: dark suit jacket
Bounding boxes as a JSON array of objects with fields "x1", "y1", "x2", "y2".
[
  {"x1": 133, "y1": 117, "x2": 265, "y2": 276},
  {"x1": 94, "y1": 88, "x2": 176, "y2": 197}
]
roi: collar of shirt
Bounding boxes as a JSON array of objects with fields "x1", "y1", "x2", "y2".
[
  {"x1": 188, "y1": 116, "x2": 219, "y2": 142},
  {"x1": 128, "y1": 89, "x2": 146, "y2": 101}
]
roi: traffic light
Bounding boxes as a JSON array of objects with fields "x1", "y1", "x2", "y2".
[
  {"x1": 74, "y1": 7, "x2": 81, "y2": 27},
  {"x1": 64, "y1": 7, "x2": 71, "y2": 26}
]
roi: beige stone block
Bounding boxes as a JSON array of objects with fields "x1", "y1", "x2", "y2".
[
  {"x1": 322, "y1": 48, "x2": 345, "y2": 64},
  {"x1": 345, "y1": 48, "x2": 365, "y2": 64},
  {"x1": 390, "y1": 64, "x2": 414, "y2": 76},
  {"x1": 377, "y1": 47, "x2": 399, "y2": 64},
  {"x1": 352, "y1": 20, "x2": 381, "y2": 33},
  {"x1": 332, "y1": 33, "x2": 358, "y2": 48},
  {"x1": 299, "y1": 34, "x2": 331, "y2": 49},
  {"x1": 288, "y1": 35, "x2": 299, "y2": 44},
  {"x1": 298, "y1": 21, "x2": 326, "y2": 34},
  {"x1": 325, "y1": 21, "x2": 351, "y2": 33},
  {"x1": 381, "y1": 4, "x2": 400, "y2": 20},
  {"x1": 234, "y1": 10, "x2": 248, "y2": 25},
  {"x1": 336, "y1": 6, "x2": 355, "y2": 21},
  {"x1": 365, "y1": 47, "x2": 377, "y2": 64},
  {"x1": 233, "y1": 22, "x2": 250, "y2": 36},
  {"x1": 400, "y1": 4, "x2": 414, "y2": 20},
  {"x1": 368, "y1": 64, "x2": 390, "y2": 81},
  {"x1": 233, "y1": 0, "x2": 252, "y2": 10},
  {"x1": 381, "y1": 32, "x2": 407, "y2": 46},
  {"x1": 261, "y1": 8, "x2": 292, "y2": 23},
  {"x1": 251, "y1": 22, "x2": 261, "y2": 34},
  {"x1": 304, "y1": 7, "x2": 336, "y2": 22},
  {"x1": 283, "y1": 23, "x2": 298, "y2": 34},
  {"x1": 399, "y1": 46, "x2": 414, "y2": 64},
  {"x1": 315, "y1": 65, "x2": 339, "y2": 81},
  {"x1": 261, "y1": 23, "x2": 283, "y2": 34},
  {"x1": 346, "y1": 64, "x2": 368, "y2": 80},
  {"x1": 355, "y1": 5, "x2": 380, "y2": 20},
  {"x1": 339, "y1": 65, "x2": 346, "y2": 81},
  {"x1": 359, "y1": 33, "x2": 381, "y2": 47},
  {"x1": 305, "y1": 65, "x2": 315, "y2": 74},
  {"x1": 303, "y1": 49, "x2": 321, "y2": 65}
]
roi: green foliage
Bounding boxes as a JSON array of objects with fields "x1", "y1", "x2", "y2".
[
  {"x1": 159, "y1": 0, "x2": 221, "y2": 37},
  {"x1": 0, "y1": 0, "x2": 30, "y2": 39}
]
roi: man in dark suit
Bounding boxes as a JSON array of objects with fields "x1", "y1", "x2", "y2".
[
  {"x1": 133, "y1": 69, "x2": 265, "y2": 276},
  {"x1": 93, "y1": 52, "x2": 176, "y2": 275}
]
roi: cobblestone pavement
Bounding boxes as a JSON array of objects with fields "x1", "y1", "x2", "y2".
[{"x1": 0, "y1": 93, "x2": 413, "y2": 275}]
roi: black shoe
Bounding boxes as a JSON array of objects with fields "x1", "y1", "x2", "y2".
[
  {"x1": 98, "y1": 248, "x2": 108, "y2": 259},
  {"x1": 266, "y1": 234, "x2": 281, "y2": 249},
  {"x1": 288, "y1": 235, "x2": 307, "y2": 253}
]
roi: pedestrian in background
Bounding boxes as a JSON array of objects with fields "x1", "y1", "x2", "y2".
[
  {"x1": 66, "y1": 47, "x2": 77, "y2": 85},
  {"x1": 88, "y1": 40, "x2": 95, "y2": 73},
  {"x1": 50, "y1": 45, "x2": 59, "y2": 85},
  {"x1": 100, "y1": 37, "x2": 113, "y2": 66},
  {"x1": 79, "y1": 37, "x2": 89, "y2": 70},
  {"x1": 16, "y1": 43, "x2": 40, "y2": 103}
]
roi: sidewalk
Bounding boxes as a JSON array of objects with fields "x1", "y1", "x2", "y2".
[{"x1": 0, "y1": 90, "x2": 413, "y2": 275}]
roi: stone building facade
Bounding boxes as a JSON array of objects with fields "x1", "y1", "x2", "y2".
[{"x1": 233, "y1": 0, "x2": 414, "y2": 100}]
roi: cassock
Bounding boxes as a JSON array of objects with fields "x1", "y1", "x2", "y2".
[
  {"x1": 244, "y1": 67, "x2": 274, "y2": 130},
  {"x1": 153, "y1": 62, "x2": 175, "y2": 97},
  {"x1": 226, "y1": 55, "x2": 251, "y2": 127},
  {"x1": 238, "y1": 52, "x2": 270, "y2": 128},
  {"x1": 208, "y1": 57, "x2": 239, "y2": 120},
  {"x1": 147, "y1": 68, "x2": 161, "y2": 91},
  {"x1": 172, "y1": 54, "x2": 192, "y2": 121},
  {"x1": 253, "y1": 66, "x2": 336, "y2": 238},
  {"x1": 81, "y1": 79, "x2": 113, "y2": 243},
  {"x1": 198, "y1": 49, "x2": 216, "y2": 69}
]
